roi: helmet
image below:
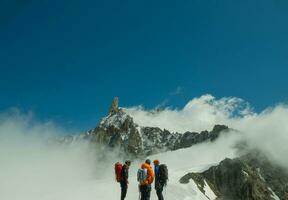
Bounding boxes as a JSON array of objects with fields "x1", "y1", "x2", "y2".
[
  {"x1": 153, "y1": 159, "x2": 160, "y2": 165},
  {"x1": 145, "y1": 159, "x2": 151, "y2": 165}
]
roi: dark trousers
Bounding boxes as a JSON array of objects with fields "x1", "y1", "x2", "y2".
[
  {"x1": 155, "y1": 182, "x2": 164, "y2": 200},
  {"x1": 156, "y1": 187, "x2": 164, "y2": 200},
  {"x1": 120, "y1": 181, "x2": 128, "y2": 200},
  {"x1": 139, "y1": 185, "x2": 151, "y2": 200}
]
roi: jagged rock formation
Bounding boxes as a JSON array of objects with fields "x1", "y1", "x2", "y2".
[
  {"x1": 89, "y1": 110, "x2": 143, "y2": 156},
  {"x1": 180, "y1": 151, "x2": 288, "y2": 200},
  {"x1": 173, "y1": 125, "x2": 229, "y2": 150},
  {"x1": 86, "y1": 98, "x2": 230, "y2": 157}
]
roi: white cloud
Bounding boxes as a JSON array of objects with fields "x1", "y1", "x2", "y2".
[
  {"x1": 231, "y1": 104, "x2": 288, "y2": 167},
  {"x1": 125, "y1": 94, "x2": 254, "y2": 133},
  {"x1": 126, "y1": 94, "x2": 288, "y2": 169}
]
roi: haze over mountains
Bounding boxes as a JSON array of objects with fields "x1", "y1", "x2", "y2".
[{"x1": 1, "y1": 95, "x2": 288, "y2": 200}]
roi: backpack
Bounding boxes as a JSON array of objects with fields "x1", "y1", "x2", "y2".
[
  {"x1": 137, "y1": 168, "x2": 147, "y2": 184},
  {"x1": 115, "y1": 162, "x2": 123, "y2": 182},
  {"x1": 159, "y1": 164, "x2": 168, "y2": 186}
]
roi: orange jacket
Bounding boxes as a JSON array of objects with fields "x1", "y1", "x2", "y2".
[{"x1": 142, "y1": 163, "x2": 154, "y2": 185}]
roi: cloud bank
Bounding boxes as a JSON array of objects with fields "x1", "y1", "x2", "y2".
[
  {"x1": 0, "y1": 110, "x2": 116, "y2": 200},
  {"x1": 126, "y1": 94, "x2": 288, "y2": 168},
  {"x1": 125, "y1": 94, "x2": 254, "y2": 133}
]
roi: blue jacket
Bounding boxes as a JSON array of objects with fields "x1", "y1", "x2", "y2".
[{"x1": 154, "y1": 165, "x2": 160, "y2": 182}]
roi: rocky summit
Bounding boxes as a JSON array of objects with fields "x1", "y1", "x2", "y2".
[{"x1": 85, "y1": 98, "x2": 230, "y2": 157}]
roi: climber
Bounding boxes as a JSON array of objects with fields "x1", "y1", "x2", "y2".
[
  {"x1": 115, "y1": 160, "x2": 131, "y2": 200},
  {"x1": 138, "y1": 159, "x2": 154, "y2": 200},
  {"x1": 153, "y1": 159, "x2": 168, "y2": 200}
]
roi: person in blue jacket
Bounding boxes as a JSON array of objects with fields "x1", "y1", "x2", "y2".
[{"x1": 153, "y1": 160, "x2": 164, "y2": 200}]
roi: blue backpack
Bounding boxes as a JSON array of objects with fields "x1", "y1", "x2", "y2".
[{"x1": 137, "y1": 168, "x2": 147, "y2": 184}]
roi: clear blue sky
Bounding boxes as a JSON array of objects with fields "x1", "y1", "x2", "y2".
[{"x1": 1, "y1": 0, "x2": 288, "y2": 131}]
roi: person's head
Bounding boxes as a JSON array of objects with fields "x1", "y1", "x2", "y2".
[
  {"x1": 153, "y1": 159, "x2": 160, "y2": 166},
  {"x1": 125, "y1": 160, "x2": 131, "y2": 166},
  {"x1": 145, "y1": 159, "x2": 151, "y2": 165}
]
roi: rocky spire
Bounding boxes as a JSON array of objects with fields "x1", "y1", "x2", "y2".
[{"x1": 109, "y1": 97, "x2": 119, "y2": 114}]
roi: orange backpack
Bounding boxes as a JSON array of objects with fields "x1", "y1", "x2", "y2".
[
  {"x1": 115, "y1": 162, "x2": 123, "y2": 182},
  {"x1": 142, "y1": 163, "x2": 154, "y2": 185}
]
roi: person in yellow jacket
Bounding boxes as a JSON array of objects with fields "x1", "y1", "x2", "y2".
[{"x1": 138, "y1": 159, "x2": 154, "y2": 200}]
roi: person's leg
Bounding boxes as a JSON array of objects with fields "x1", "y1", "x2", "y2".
[
  {"x1": 146, "y1": 185, "x2": 152, "y2": 200},
  {"x1": 156, "y1": 186, "x2": 164, "y2": 200},
  {"x1": 123, "y1": 184, "x2": 128, "y2": 199},
  {"x1": 140, "y1": 185, "x2": 145, "y2": 200},
  {"x1": 120, "y1": 182, "x2": 124, "y2": 200},
  {"x1": 120, "y1": 182, "x2": 128, "y2": 200}
]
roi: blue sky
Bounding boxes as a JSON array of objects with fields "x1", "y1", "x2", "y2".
[{"x1": 1, "y1": 0, "x2": 288, "y2": 131}]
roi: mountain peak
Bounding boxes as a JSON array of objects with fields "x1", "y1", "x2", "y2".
[{"x1": 108, "y1": 97, "x2": 119, "y2": 115}]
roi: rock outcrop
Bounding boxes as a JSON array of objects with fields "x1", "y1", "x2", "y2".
[
  {"x1": 173, "y1": 125, "x2": 229, "y2": 150},
  {"x1": 108, "y1": 97, "x2": 119, "y2": 114},
  {"x1": 180, "y1": 151, "x2": 288, "y2": 200},
  {"x1": 90, "y1": 110, "x2": 143, "y2": 156}
]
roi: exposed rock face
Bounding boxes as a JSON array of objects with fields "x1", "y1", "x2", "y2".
[
  {"x1": 180, "y1": 151, "x2": 288, "y2": 200},
  {"x1": 108, "y1": 97, "x2": 119, "y2": 114},
  {"x1": 140, "y1": 127, "x2": 180, "y2": 154},
  {"x1": 241, "y1": 152, "x2": 288, "y2": 200},
  {"x1": 90, "y1": 111, "x2": 143, "y2": 156},
  {"x1": 88, "y1": 110, "x2": 171, "y2": 157},
  {"x1": 173, "y1": 125, "x2": 229, "y2": 150}
]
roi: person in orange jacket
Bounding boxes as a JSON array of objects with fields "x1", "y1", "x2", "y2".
[{"x1": 139, "y1": 159, "x2": 154, "y2": 200}]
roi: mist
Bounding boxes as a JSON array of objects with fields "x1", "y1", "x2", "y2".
[
  {"x1": 126, "y1": 94, "x2": 288, "y2": 169},
  {"x1": 0, "y1": 110, "x2": 116, "y2": 200}
]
